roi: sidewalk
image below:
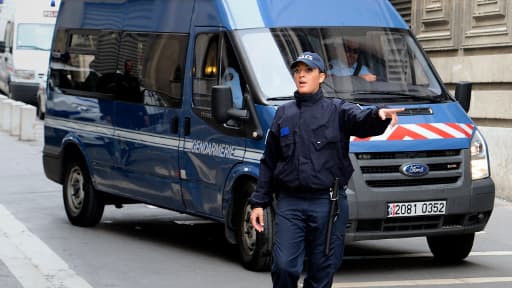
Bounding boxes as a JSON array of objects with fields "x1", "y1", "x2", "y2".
[
  {"x1": 0, "y1": 119, "x2": 49, "y2": 288},
  {"x1": 0, "y1": 119, "x2": 52, "y2": 195}
]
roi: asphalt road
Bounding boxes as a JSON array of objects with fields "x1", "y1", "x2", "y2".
[{"x1": 1, "y1": 119, "x2": 512, "y2": 288}]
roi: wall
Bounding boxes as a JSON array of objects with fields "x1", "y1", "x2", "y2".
[
  {"x1": 479, "y1": 126, "x2": 512, "y2": 200},
  {"x1": 395, "y1": 0, "x2": 512, "y2": 200}
]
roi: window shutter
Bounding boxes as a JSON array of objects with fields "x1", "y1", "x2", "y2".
[{"x1": 389, "y1": 0, "x2": 412, "y2": 26}]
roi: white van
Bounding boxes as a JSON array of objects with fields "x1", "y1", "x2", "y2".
[
  {"x1": 0, "y1": 0, "x2": 59, "y2": 105},
  {"x1": 0, "y1": 0, "x2": 14, "y2": 96}
]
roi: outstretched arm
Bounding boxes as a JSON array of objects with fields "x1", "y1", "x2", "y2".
[{"x1": 341, "y1": 101, "x2": 402, "y2": 138}]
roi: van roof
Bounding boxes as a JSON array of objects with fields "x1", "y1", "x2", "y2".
[
  {"x1": 214, "y1": 0, "x2": 408, "y2": 30},
  {"x1": 58, "y1": 0, "x2": 408, "y2": 32}
]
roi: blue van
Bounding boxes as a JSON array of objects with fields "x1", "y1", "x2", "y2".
[{"x1": 43, "y1": 0, "x2": 495, "y2": 270}]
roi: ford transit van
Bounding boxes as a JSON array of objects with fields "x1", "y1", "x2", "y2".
[{"x1": 43, "y1": 0, "x2": 495, "y2": 270}]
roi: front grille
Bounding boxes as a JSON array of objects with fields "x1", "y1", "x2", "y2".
[
  {"x1": 357, "y1": 214, "x2": 466, "y2": 233},
  {"x1": 366, "y1": 176, "x2": 460, "y2": 188},
  {"x1": 356, "y1": 149, "x2": 460, "y2": 160},
  {"x1": 361, "y1": 163, "x2": 460, "y2": 174},
  {"x1": 355, "y1": 149, "x2": 463, "y2": 188},
  {"x1": 383, "y1": 216, "x2": 441, "y2": 232}
]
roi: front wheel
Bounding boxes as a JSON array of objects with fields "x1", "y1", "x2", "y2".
[
  {"x1": 36, "y1": 97, "x2": 45, "y2": 120},
  {"x1": 63, "y1": 160, "x2": 104, "y2": 227},
  {"x1": 427, "y1": 233, "x2": 475, "y2": 263},
  {"x1": 234, "y1": 181, "x2": 273, "y2": 271}
]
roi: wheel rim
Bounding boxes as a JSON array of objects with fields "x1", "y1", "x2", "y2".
[
  {"x1": 241, "y1": 202, "x2": 257, "y2": 256},
  {"x1": 66, "y1": 166, "x2": 85, "y2": 216}
]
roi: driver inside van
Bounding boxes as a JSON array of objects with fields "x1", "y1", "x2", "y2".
[{"x1": 328, "y1": 39, "x2": 377, "y2": 82}]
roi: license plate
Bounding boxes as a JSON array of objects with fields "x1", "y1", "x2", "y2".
[{"x1": 387, "y1": 200, "x2": 446, "y2": 217}]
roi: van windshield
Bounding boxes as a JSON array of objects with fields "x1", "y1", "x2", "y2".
[
  {"x1": 237, "y1": 27, "x2": 449, "y2": 105},
  {"x1": 16, "y1": 23, "x2": 54, "y2": 51}
]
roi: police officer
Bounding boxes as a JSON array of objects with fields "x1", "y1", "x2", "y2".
[{"x1": 249, "y1": 52, "x2": 403, "y2": 288}]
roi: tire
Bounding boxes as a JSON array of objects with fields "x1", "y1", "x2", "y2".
[
  {"x1": 36, "y1": 97, "x2": 45, "y2": 120},
  {"x1": 63, "y1": 160, "x2": 105, "y2": 227},
  {"x1": 234, "y1": 181, "x2": 273, "y2": 271},
  {"x1": 427, "y1": 233, "x2": 475, "y2": 263},
  {"x1": 36, "y1": 102, "x2": 44, "y2": 120}
]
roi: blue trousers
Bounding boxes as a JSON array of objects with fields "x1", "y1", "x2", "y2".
[{"x1": 271, "y1": 191, "x2": 348, "y2": 288}]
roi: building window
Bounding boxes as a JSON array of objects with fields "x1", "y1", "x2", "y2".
[{"x1": 390, "y1": 0, "x2": 412, "y2": 26}]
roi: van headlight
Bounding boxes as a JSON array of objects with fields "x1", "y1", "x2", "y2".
[
  {"x1": 470, "y1": 130, "x2": 490, "y2": 180},
  {"x1": 14, "y1": 69, "x2": 36, "y2": 81}
]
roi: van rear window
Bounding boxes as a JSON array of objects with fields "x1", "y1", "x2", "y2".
[
  {"x1": 70, "y1": 33, "x2": 97, "y2": 50},
  {"x1": 50, "y1": 28, "x2": 188, "y2": 108}
]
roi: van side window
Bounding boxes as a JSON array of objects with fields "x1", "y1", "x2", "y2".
[
  {"x1": 193, "y1": 33, "x2": 219, "y2": 109},
  {"x1": 50, "y1": 29, "x2": 188, "y2": 108},
  {"x1": 220, "y1": 39, "x2": 245, "y2": 110},
  {"x1": 49, "y1": 29, "x2": 120, "y2": 100},
  {"x1": 192, "y1": 32, "x2": 248, "y2": 134},
  {"x1": 118, "y1": 32, "x2": 187, "y2": 108},
  {"x1": 193, "y1": 33, "x2": 246, "y2": 111}
]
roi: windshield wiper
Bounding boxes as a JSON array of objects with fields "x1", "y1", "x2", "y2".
[{"x1": 352, "y1": 91, "x2": 443, "y2": 103}]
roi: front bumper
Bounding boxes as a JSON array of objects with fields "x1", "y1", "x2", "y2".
[
  {"x1": 345, "y1": 177, "x2": 495, "y2": 243},
  {"x1": 10, "y1": 82, "x2": 39, "y2": 105}
]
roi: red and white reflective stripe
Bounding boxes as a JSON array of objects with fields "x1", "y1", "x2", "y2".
[{"x1": 352, "y1": 123, "x2": 474, "y2": 141}]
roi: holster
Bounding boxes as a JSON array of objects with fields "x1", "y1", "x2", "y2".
[{"x1": 325, "y1": 178, "x2": 340, "y2": 255}]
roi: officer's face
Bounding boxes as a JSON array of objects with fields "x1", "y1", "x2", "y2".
[{"x1": 293, "y1": 62, "x2": 326, "y2": 94}]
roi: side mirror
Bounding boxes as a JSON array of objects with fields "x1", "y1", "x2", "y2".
[
  {"x1": 0, "y1": 41, "x2": 6, "y2": 52},
  {"x1": 454, "y1": 81, "x2": 472, "y2": 113},
  {"x1": 212, "y1": 85, "x2": 249, "y2": 123}
]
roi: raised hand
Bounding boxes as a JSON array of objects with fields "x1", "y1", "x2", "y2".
[{"x1": 378, "y1": 108, "x2": 405, "y2": 127}]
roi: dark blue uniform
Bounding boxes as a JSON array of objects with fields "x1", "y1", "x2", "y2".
[{"x1": 249, "y1": 89, "x2": 389, "y2": 288}]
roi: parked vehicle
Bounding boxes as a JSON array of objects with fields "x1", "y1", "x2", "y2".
[
  {"x1": 0, "y1": 0, "x2": 60, "y2": 105},
  {"x1": 43, "y1": 0, "x2": 495, "y2": 271}
]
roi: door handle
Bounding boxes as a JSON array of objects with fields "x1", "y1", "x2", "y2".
[
  {"x1": 171, "y1": 116, "x2": 179, "y2": 134},
  {"x1": 184, "y1": 117, "x2": 191, "y2": 136}
]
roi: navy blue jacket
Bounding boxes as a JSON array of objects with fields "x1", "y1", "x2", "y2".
[{"x1": 249, "y1": 89, "x2": 390, "y2": 208}]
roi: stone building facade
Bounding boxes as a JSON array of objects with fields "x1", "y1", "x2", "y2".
[
  {"x1": 391, "y1": 0, "x2": 511, "y2": 124},
  {"x1": 391, "y1": 0, "x2": 512, "y2": 200}
]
